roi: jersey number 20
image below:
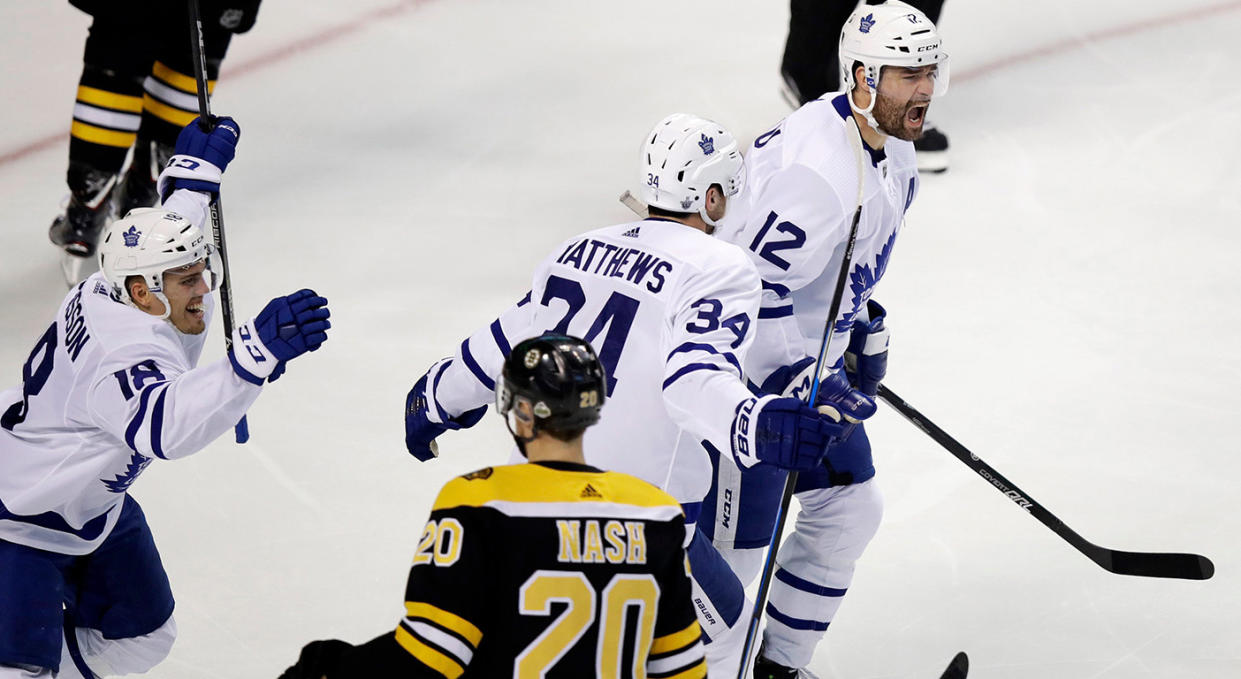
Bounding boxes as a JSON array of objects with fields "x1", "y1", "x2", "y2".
[{"x1": 517, "y1": 569, "x2": 658, "y2": 678}]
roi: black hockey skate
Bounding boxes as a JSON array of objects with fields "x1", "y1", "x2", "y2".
[
  {"x1": 49, "y1": 162, "x2": 117, "y2": 258},
  {"x1": 114, "y1": 138, "x2": 174, "y2": 217},
  {"x1": 914, "y1": 124, "x2": 950, "y2": 173},
  {"x1": 50, "y1": 161, "x2": 118, "y2": 285}
]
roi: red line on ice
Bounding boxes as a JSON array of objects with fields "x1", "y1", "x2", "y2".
[{"x1": 3, "y1": 0, "x2": 1239, "y2": 168}]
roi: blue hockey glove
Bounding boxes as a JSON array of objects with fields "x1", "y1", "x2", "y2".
[
  {"x1": 761, "y1": 356, "x2": 876, "y2": 425},
  {"x1": 844, "y1": 299, "x2": 889, "y2": 397},
  {"x1": 823, "y1": 424, "x2": 875, "y2": 486},
  {"x1": 732, "y1": 395, "x2": 849, "y2": 472},
  {"x1": 229, "y1": 289, "x2": 331, "y2": 385},
  {"x1": 404, "y1": 371, "x2": 487, "y2": 461},
  {"x1": 814, "y1": 371, "x2": 876, "y2": 424},
  {"x1": 157, "y1": 116, "x2": 241, "y2": 200}
]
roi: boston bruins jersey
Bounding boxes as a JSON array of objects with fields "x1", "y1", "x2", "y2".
[{"x1": 325, "y1": 461, "x2": 708, "y2": 679}]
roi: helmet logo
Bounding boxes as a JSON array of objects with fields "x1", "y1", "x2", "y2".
[
  {"x1": 122, "y1": 226, "x2": 141, "y2": 247},
  {"x1": 859, "y1": 13, "x2": 875, "y2": 33},
  {"x1": 524, "y1": 349, "x2": 541, "y2": 369},
  {"x1": 698, "y1": 133, "x2": 715, "y2": 156},
  {"x1": 680, "y1": 197, "x2": 694, "y2": 210},
  {"x1": 533, "y1": 402, "x2": 552, "y2": 419}
]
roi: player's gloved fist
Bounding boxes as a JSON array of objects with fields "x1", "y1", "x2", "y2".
[
  {"x1": 157, "y1": 116, "x2": 241, "y2": 200},
  {"x1": 814, "y1": 371, "x2": 876, "y2": 425},
  {"x1": 229, "y1": 289, "x2": 331, "y2": 385},
  {"x1": 732, "y1": 395, "x2": 849, "y2": 472},
  {"x1": 844, "y1": 299, "x2": 889, "y2": 397},
  {"x1": 405, "y1": 367, "x2": 487, "y2": 461},
  {"x1": 279, "y1": 638, "x2": 352, "y2": 679}
]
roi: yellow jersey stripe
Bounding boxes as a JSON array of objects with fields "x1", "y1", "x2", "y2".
[
  {"x1": 405, "y1": 601, "x2": 483, "y2": 646},
  {"x1": 70, "y1": 121, "x2": 137, "y2": 148},
  {"x1": 75, "y1": 86, "x2": 143, "y2": 113},
  {"x1": 394, "y1": 626, "x2": 465, "y2": 679},
  {"x1": 151, "y1": 61, "x2": 215, "y2": 94},
  {"x1": 434, "y1": 464, "x2": 681, "y2": 513},
  {"x1": 658, "y1": 658, "x2": 708, "y2": 679},
  {"x1": 141, "y1": 94, "x2": 198, "y2": 126},
  {"x1": 651, "y1": 620, "x2": 703, "y2": 655}
]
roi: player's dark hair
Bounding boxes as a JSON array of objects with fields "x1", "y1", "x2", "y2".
[{"x1": 646, "y1": 183, "x2": 724, "y2": 220}]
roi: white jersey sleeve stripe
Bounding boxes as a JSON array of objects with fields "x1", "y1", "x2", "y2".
[
  {"x1": 401, "y1": 619, "x2": 475, "y2": 667},
  {"x1": 647, "y1": 640, "x2": 706, "y2": 675}
]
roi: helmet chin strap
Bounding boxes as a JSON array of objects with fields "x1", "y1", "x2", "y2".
[
  {"x1": 847, "y1": 86, "x2": 883, "y2": 139},
  {"x1": 699, "y1": 205, "x2": 720, "y2": 229},
  {"x1": 121, "y1": 282, "x2": 173, "y2": 320}
]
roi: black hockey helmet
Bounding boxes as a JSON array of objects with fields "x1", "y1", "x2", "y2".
[{"x1": 497, "y1": 333, "x2": 606, "y2": 442}]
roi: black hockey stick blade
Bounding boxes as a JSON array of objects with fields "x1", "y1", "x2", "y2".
[
  {"x1": 1090, "y1": 545, "x2": 1214, "y2": 580},
  {"x1": 877, "y1": 384, "x2": 1215, "y2": 581},
  {"x1": 939, "y1": 652, "x2": 968, "y2": 679}
]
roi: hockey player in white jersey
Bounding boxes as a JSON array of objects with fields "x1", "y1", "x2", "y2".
[
  {"x1": 706, "y1": 2, "x2": 949, "y2": 676},
  {"x1": 0, "y1": 118, "x2": 331, "y2": 679},
  {"x1": 403, "y1": 114, "x2": 853, "y2": 677}
]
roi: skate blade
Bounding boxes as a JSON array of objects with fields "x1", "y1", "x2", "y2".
[{"x1": 61, "y1": 252, "x2": 98, "y2": 287}]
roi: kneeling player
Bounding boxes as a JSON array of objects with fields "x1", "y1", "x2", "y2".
[{"x1": 281, "y1": 335, "x2": 707, "y2": 679}]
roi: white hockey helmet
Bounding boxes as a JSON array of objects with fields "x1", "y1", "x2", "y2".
[
  {"x1": 840, "y1": 0, "x2": 949, "y2": 129},
  {"x1": 98, "y1": 208, "x2": 221, "y2": 319},
  {"x1": 637, "y1": 113, "x2": 744, "y2": 227}
]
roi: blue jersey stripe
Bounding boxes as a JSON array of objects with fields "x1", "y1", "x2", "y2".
[
  {"x1": 666, "y1": 342, "x2": 741, "y2": 375},
  {"x1": 490, "y1": 319, "x2": 511, "y2": 357},
  {"x1": 761, "y1": 280, "x2": 791, "y2": 298},
  {"x1": 765, "y1": 602, "x2": 830, "y2": 631},
  {"x1": 758, "y1": 305, "x2": 794, "y2": 319},
  {"x1": 124, "y1": 383, "x2": 163, "y2": 452},
  {"x1": 460, "y1": 338, "x2": 495, "y2": 391},
  {"x1": 662, "y1": 363, "x2": 724, "y2": 390},
  {"x1": 0, "y1": 495, "x2": 115, "y2": 541},
  {"x1": 149, "y1": 386, "x2": 169, "y2": 460},
  {"x1": 775, "y1": 568, "x2": 847, "y2": 597}
]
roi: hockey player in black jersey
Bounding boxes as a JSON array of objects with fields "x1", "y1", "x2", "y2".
[
  {"x1": 50, "y1": 0, "x2": 262, "y2": 282},
  {"x1": 281, "y1": 334, "x2": 707, "y2": 679}
]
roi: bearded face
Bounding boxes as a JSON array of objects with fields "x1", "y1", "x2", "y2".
[{"x1": 866, "y1": 65, "x2": 938, "y2": 141}]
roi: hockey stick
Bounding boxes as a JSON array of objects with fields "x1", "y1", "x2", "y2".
[
  {"x1": 877, "y1": 383, "x2": 1215, "y2": 580},
  {"x1": 188, "y1": 0, "x2": 249, "y2": 444},
  {"x1": 735, "y1": 116, "x2": 868, "y2": 679},
  {"x1": 939, "y1": 652, "x2": 969, "y2": 679}
]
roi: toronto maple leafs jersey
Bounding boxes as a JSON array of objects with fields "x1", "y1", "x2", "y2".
[
  {"x1": 714, "y1": 93, "x2": 918, "y2": 388},
  {"x1": 0, "y1": 196, "x2": 261, "y2": 555},
  {"x1": 427, "y1": 218, "x2": 761, "y2": 507},
  {"x1": 328, "y1": 462, "x2": 706, "y2": 679}
]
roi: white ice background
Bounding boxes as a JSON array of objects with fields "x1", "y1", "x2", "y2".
[{"x1": 1, "y1": 1, "x2": 1239, "y2": 677}]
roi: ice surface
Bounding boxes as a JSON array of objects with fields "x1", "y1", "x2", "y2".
[{"x1": 1, "y1": 1, "x2": 1238, "y2": 676}]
